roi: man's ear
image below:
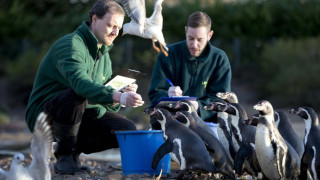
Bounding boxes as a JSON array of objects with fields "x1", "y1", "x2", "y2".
[
  {"x1": 92, "y1": 14, "x2": 97, "y2": 24},
  {"x1": 185, "y1": 26, "x2": 188, "y2": 34},
  {"x1": 208, "y1": 30, "x2": 214, "y2": 40}
]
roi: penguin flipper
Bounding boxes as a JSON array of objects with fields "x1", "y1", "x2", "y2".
[
  {"x1": 229, "y1": 139, "x2": 237, "y2": 159},
  {"x1": 152, "y1": 140, "x2": 173, "y2": 170},
  {"x1": 205, "y1": 143, "x2": 215, "y2": 154},
  {"x1": 299, "y1": 151, "x2": 311, "y2": 179},
  {"x1": 234, "y1": 142, "x2": 253, "y2": 175},
  {"x1": 275, "y1": 141, "x2": 286, "y2": 178}
]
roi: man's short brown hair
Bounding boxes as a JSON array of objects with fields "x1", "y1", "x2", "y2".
[
  {"x1": 89, "y1": 0, "x2": 125, "y2": 24},
  {"x1": 187, "y1": 11, "x2": 212, "y2": 31}
]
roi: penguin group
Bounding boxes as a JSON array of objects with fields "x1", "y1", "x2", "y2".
[{"x1": 146, "y1": 91, "x2": 320, "y2": 179}]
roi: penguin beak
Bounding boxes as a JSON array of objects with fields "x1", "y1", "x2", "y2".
[
  {"x1": 150, "y1": 108, "x2": 158, "y2": 115},
  {"x1": 144, "y1": 107, "x2": 153, "y2": 114},
  {"x1": 253, "y1": 104, "x2": 262, "y2": 111},
  {"x1": 289, "y1": 107, "x2": 301, "y2": 115},
  {"x1": 173, "y1": 112, "x2": 179, "y2": 119}
]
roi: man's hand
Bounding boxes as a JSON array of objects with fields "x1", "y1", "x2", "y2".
[
  {"x1": 168, "y1": 86, "x2": 183, "y2": 97},
  {"x1": 121, "y1": 84, "x2": 138, "y2": 93},
  {"x1": 120, "y1": 92, "x2": 144, "y2": 107}
]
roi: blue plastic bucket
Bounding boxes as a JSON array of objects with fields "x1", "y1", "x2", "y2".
[
  {"x1": 115, "y1": 130, "x2": 171, "y2": 175},
  {"x1": 205, "y1": 122, "x2": 218, "y2": 138}
]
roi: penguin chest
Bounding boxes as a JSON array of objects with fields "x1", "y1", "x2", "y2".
[
  {"x1": 217, "y1": 126, "x2": 230, "y2": 152},
  {"x1": 171, "y1": 138, "x2": 187, "y2": 170},
  {"x1": 255, "y1": 125, "x2": 281, "y2": 179}
]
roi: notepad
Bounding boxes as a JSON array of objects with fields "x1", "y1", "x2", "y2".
[{"x1": 105, "y1": 75, "x2": 136, "y2": 91}]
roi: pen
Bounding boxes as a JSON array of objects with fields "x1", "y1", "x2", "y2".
[{"x1": 166, "y1": 78, "x2": 174, "y2": 86}]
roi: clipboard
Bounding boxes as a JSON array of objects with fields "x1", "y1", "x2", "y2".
[{"x1": 150, "y1": 96, "x2": 198, "y2": 108}]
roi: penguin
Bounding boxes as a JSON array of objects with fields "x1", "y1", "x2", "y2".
[
  {"x1": 150, "y1": 108, "x2": 216, "y2": 174},
  {"x1": 253, "y1": 100, "x2": 300, "y2": 180},
  {"x1": 218, "y1": 103, "x2": 256, "y2": 151},
  {"x1": 216, "y1": 92, "x2": 239, "y2": 103},
  {"x1": 249, "y1": 111, "x2": 304, "y2": 159},
  {"x1": 215, "y1": 102, "x2": 260, "y2": 177},
  {"x1": 289, "y1": 106, "x2": 320, "y2": 180},
  {"x1": 203, "y1": 101, "x2": 235, "y2": 161},
  {"x1": 174, "y1": 110, "x2": 235, "y2": 179}
]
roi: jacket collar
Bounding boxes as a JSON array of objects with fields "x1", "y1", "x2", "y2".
[
  {"x1": 77, "y1": 21, "x2": 113, "y2": 59},
  {"x1": 184, "y1": 40, "x2": 212, "y2": 63}
]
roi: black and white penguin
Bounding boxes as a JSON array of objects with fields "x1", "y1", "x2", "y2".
[
  {"x1": 274, "y1": 111, "x2": 305, "y2": 159},
  {"x1": 289, "y1": 106, "x2": 320, "y2": 180},
  {"x1": 204, "y1": 101, "x2": 235, "y2": 160},
  {"x1": 175, "y1": 110, "x2": 235, "y2": 179},
  {"x1": 215, "y1": 102, "x2": 259, "y2": 177},
  {"x1": 219, "y1": 103, "x2": 256, "y2": 150},
  {"x1": 150, "y1": 108, "x2": 216, "y2": 173},
  {"x1": 248, "y1": 110, "x2": 305, "y2": 159},
  {"x1": 216, "y1": 92, "x2": 239, "y2": 103},
  {"x1": 253, "y1": 100, "x2": 300, "y2": 179}
]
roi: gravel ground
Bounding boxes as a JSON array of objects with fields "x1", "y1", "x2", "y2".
[{"x1": 1, "y1": 154, "x2": 222, "y2": 180}]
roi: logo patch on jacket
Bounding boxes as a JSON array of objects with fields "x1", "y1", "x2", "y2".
[{"x1": 202, "y1": 81, "x2": 208, "y2": 88}]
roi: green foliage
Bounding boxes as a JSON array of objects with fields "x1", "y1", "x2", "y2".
[
  {"x1": 0, "y1": 113, "x2": 10, "y2": 124},
  {"x1": 5, "y1": 47, "x2": 48, "y2": 85},
  {"x1": 259, "y1": 37, "x2": 320, "y2": 107},
  {"x1": 1, "y1": 0, "x2": 320, "y2": 114}
]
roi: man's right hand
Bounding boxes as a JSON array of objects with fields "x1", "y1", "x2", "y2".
[
  {"x1": 168, "y1": 86, "x2": 183, "y2": 97},
  {"x1": 120, "y1": 92, "x2": 144, "y2": 107}
]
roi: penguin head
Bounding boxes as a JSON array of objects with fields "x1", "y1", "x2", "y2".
[
  {"x1": 253, "y1": 100, "x2": 274, "y2": 116},
  {"x1": 144, "y1": 106, "x2": 154, "y2": 114},
  {"x1": 204, "y1": 101, "x2": 228, "y2": 112},
  {"x1": 150, "y1": 108, "x2": 165, "y2": 120},
  {"x1": 216, "y1": 91, "x2": 238, "y2": 103},
  {"x1": 174, "y1": 100, "x2": 194, "y2": 113},
  {"x1": 150, "y1": 108, "x2": 175, "y2": 127},
  {"x1": 289, "y1": 107, "x2": 315, "y2": 122},
  {"x1": 174, "y1": 111, "x2": 192, "y2": 127}
]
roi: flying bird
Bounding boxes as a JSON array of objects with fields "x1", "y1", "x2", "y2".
[
  {"x1": 0, "y1": 112, "x2": 53, "y2": 180},
  {"x1": 120, "y1": 0, "x2": 169, "y2": 56}
]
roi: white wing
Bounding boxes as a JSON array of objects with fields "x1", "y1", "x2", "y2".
[
  {"x1": 119, "y1": 0, "x2": 146, "y2": 33},
  {"x1": 28, "y1": 112, "x2": 53, "y2": 180},
  {"x1": 147, "y1": 0, "x2": 164, "y2": 27}
]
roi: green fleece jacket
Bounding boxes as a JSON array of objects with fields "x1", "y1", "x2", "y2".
[
  {"x1": 26, "y1": 21, "x2": 121, "y2": 131},
  {"x1": 148, "y1": 40, "x2": 232, "y2": 121}
]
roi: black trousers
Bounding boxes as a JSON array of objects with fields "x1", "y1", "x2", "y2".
[{"x1": 44, "y1": 89, "x2": 136, "y2": 154}]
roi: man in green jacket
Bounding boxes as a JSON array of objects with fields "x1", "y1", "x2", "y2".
[
  {"x1": 148, "y1": 11, "x2": 232, "y2": 129},
  {"x1": 26, "y1": 0, "x2": 144, "y2": 175}
]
